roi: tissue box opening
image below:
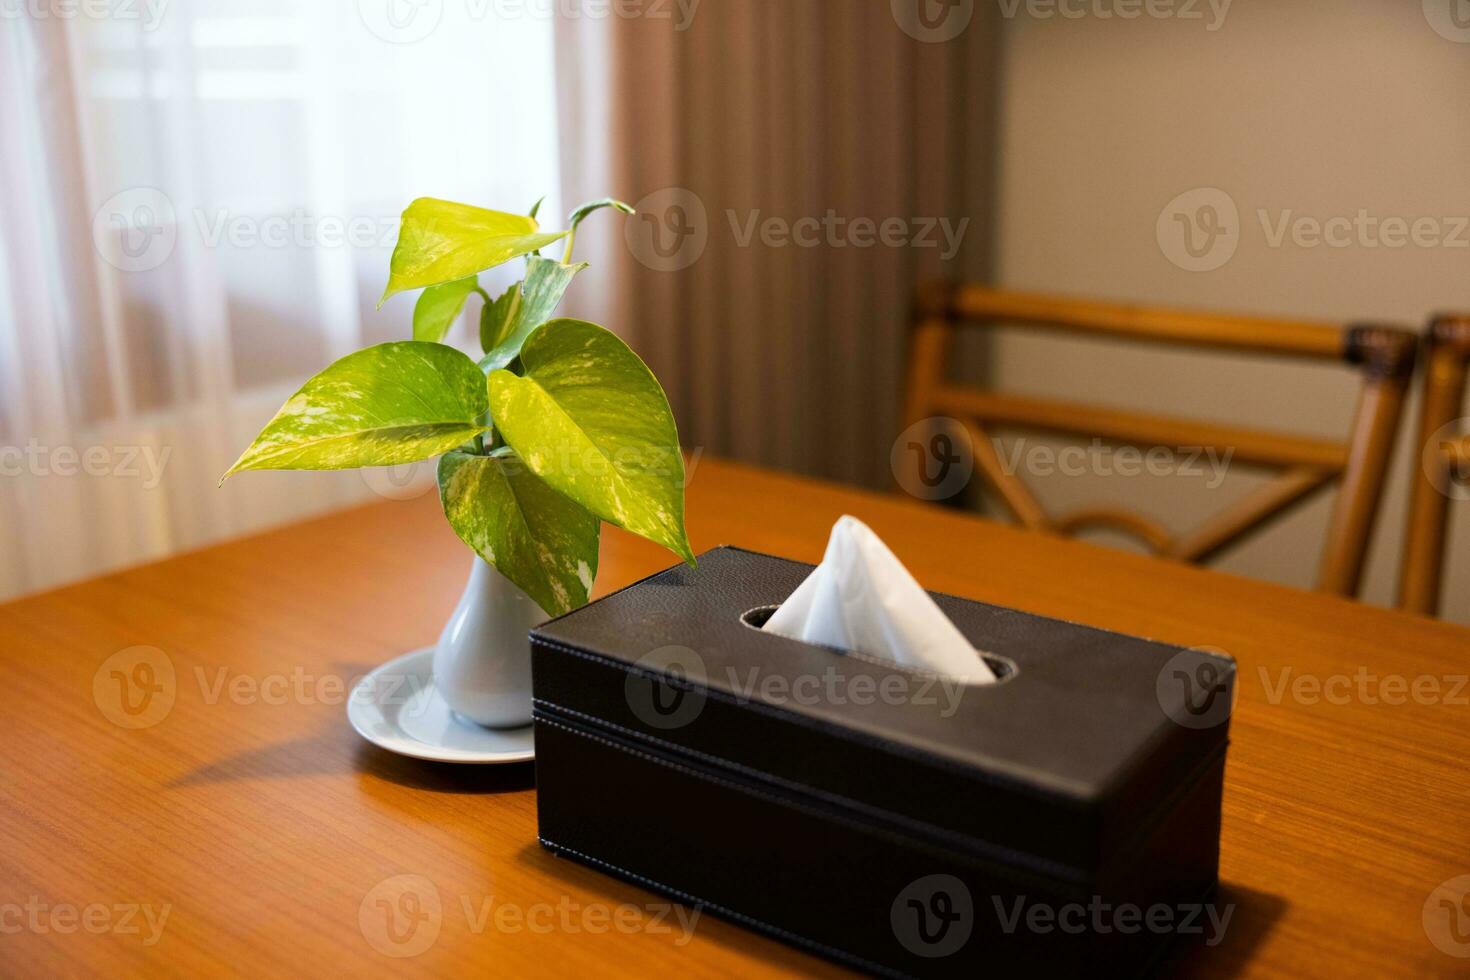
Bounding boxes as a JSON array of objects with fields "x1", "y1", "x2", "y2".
[
  {"x1": 531, "y1": 546, "x2": 1233, "y2": 979},
  {"x1": 739, "y1": 603, "x2": 1020, "y2": 683}
]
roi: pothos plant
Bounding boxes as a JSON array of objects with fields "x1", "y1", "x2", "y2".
[{"x1": 222, "y1": 196, "x2": 694, "y2": 617}]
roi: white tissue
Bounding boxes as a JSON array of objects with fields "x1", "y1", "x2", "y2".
[{"x1": 762, "y1": 516, "x2": 997, "y2": 684}]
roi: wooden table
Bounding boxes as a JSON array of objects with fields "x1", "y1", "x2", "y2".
[{"x1": 2, "y1": 458, "x2": 1467, "y2": 977}]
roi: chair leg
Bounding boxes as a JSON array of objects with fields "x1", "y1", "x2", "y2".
[
  {"x1": 1399, "y1": 341, "x2": 1469, "y2": 615},
  {"x1": 1319, "y1": 329, "x2": 1416, "y2": 596}
]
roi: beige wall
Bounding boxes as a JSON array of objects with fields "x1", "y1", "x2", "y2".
[{"x1": 990, "y1": 0, "x2": 1470, "y2": 622}]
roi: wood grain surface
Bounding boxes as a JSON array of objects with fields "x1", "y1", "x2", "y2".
[{"x1": 0, "y1": 457, "x2": 1467, "y2": 977}]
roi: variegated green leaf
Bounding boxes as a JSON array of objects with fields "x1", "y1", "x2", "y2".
[
  {"x1": 487, "y1": 319, "x2": 693, "y2": 564},
  {"x1": 477, "y1": 256, "x2": 586, "y2": 372},
  {"x1": 438, "y1": 451, "x2": 600, "y2": 617},
  {"x1": 379, "y1": 198, "x2": 567, "y2": 306},
  {"x1": 222, "y1": 342, "x2": 488, "y2": 479},
  {"x1": 479, "y1": 282, "x2": 522, "y2": 355},
  {"x1": 413, "y1": 275, "x2": 477, "y2": 343}
]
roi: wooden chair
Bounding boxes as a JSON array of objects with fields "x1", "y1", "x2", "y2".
[
  {"x1": 902, "y1": 284, "x2": 1418, "y2": 597},
  {"x1": 1398, "y1": 315, "x2": 1470, "y2": 615}
]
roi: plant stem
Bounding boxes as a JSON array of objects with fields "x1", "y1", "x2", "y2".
[
  {"x1": 473, "y1": 286, "x2": 492, "y2": 303},
  {"x1": 561, "y1": 228, "x2": 577, "y2": 265}
]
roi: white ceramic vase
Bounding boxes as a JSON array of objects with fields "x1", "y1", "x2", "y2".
[{"x1": 432, "y1": 558, "x2": 549, "y2": 729}]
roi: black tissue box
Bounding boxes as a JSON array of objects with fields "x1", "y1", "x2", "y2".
[{"x1": 531, "y1": 547, "x2": 1234, "y2": 978}]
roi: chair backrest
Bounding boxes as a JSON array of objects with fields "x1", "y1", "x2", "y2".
[
  {"x1": 1399, "y1": 315, "x2": 1470, "y2": 615},
  {"x1": 902, "y1": 284, "x2": 1418, "y2": 597}
]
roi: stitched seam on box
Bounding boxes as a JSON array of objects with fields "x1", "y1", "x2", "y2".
[
  {"x1": 531, "y1": 634, "x2": 1090, "y2": 805},
  {"x1": 537, "y1": 836, "x2": 910, "y2": 980},
  {"x1": 534, "y1": 700, "x2": 1083, "y2": 882}
]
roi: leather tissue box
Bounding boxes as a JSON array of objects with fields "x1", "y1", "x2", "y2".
[{"x1": 531, "y1": 547, "x2": 1234, "y2": 978}]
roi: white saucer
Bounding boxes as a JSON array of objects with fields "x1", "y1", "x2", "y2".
[{"x1": 346, "y1": 648, "x2": 535, "y2": 764}]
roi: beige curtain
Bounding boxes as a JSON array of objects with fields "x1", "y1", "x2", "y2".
[{"x1": 555, "y1": 1, "x2": 999, "y2": 488}]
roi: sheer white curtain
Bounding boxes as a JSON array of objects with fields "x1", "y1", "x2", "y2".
[{"x1": 0, "y1": 2, "x2": 561, "y2": 599}]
